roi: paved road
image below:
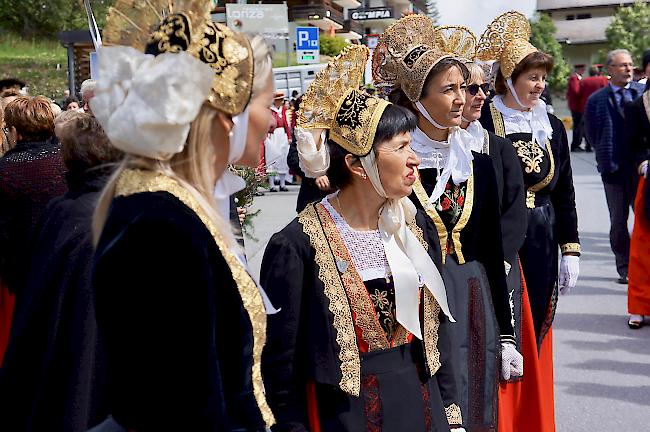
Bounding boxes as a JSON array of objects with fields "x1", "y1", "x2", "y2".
[{"x1": 244, "y1": 151, "x2": 650, "y2": 430}]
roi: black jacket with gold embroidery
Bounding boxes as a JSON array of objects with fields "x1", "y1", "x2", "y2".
[
  {"x1": 260, "y1": 202, "x2": 460, "y2": 431},
  {"x1": 93, "y1": 180, "x2": 272, "y2": 431}
]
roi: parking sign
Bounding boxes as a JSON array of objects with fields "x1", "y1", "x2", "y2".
[{"x1": 296, "y1": 27, "x2": 320, "y2": 64}]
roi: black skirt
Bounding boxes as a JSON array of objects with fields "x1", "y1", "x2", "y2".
[
  {"x1": 442, "y1": 259, "x2": 500, "y2": 431},
  {"x1": 313, "y1": 343, "x2": 450, "y2": 432},
  {"x1": 519, "y1": 199, "x2": 558, "y2": 348}
]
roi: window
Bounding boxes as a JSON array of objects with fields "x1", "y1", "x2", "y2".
[
  {"x1": 577, "y1": 13, "x2": 592, "y2": 19},
  {"x1": 566, "y1": 14, "x2": 575, "y2": 20}
]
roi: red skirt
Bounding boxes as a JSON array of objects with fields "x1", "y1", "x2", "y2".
[
  {"x1": 628, "y1": 178, "x2": 650, "y2": 315},
  {"x1": 498, "y1": 266, "x2": 555, "y2": 432},
  {"x1": 0, "y1": 280, "x2": 15, "y2": 365}
]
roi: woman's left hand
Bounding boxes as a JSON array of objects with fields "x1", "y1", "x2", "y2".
[
  {"x1": 559, "y1": 255, "x2": 580, "y2": 295},
  {"x1": 501, "y1": 342, "x2": 523, "y2": 380}
]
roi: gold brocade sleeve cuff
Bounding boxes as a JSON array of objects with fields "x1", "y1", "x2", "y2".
[
  {"x1": 560, "y1": 243, "x2": 581, "y2": 255},
  {"x1": 445, "y1": 403, "x2": 463, "y2": 426}
]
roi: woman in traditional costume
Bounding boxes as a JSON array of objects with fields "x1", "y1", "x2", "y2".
[
  {"x1": 90, "y1": 1, "x2": 276, "y2": 429},
  {"x1": 261, "y1": 45, "x2": 462, "y2": 432},
  {"x1": 372, "y1": 15, "x2": 522, "y2": 431},
  {"x1": 476, "y1": 11, "x2": 581, "y2": 430},
  {"x1": 625, "y1": 85, "x2": 650, "y2": 328}
]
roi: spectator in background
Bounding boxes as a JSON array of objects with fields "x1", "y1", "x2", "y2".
[
  {"x1": 266, "y1": 91, "x2": 291, "y2": 192},
  {"x1": 639, "y1": 49, "x2": 650, "y2": 86},
  {"x1": 584, "y1": 49, "x2": 645, "y2": 284},
  {"x1": 80, "y1": 79, "x2": 96, "y2": 113},
  {"x1": 579, "y1": 65, "x2": 609, "y2": 152},
  {"x1": 0, "y1": 96, "x2": 67, "y2": 363},
  {"x1": 567, "y1": 64, "x2": 586, "y2": 151},
  {"x1": 63, "y1": 95, "x2": 80, "y2": 111},
  {"x1": 58, "y1": 89, "x2": 70, "y2": 109},
  {"x1": 0, "y1": 102, "x2": 10, "y2": 156},
  {"x1": 0, "y1": 113, "x2": 122, "y2": 431}
]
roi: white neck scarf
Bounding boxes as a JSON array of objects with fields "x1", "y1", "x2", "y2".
[
  {"x1": 414, "y1": 101, "x2": 474, "y2": 204},
  {"x1": 464, "y1": 120, "x2": 486, "y2": 153},
  {"x1": 499, "y1": 79, "x2": 553, "y2": 147},
  {"x1": 358, "y1": 151, "x2": 454, "y2": 339}
]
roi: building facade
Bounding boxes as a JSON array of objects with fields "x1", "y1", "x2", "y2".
[{"x1": 537, "y1": 0, "x2": 649, "y2": 68}]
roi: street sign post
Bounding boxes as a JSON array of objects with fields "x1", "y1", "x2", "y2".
[{"x1": 296, "y1": 27, "x2": 320, "y2": 65}]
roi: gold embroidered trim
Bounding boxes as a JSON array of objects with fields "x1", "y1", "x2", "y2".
[
  {"x1": 450, "y1": 162, "x2": 474, "y2": 264},
  {"x1": 490, "y1": 103, "x2": 506, "y2": 138},
  {"x1": 115, "y1": 169, "x2": 275, "y2": 426},
  {"x1": 317, "y1": 204, "x2": 392, "y2": 351},
  {"x1": 413, "y1": 179, "x2": 449, "y2": 264},
  {"x1": 643, "y1": 91, "x2": 650, "y2": 124},
  {"x1": 512, "y1": 139, "x2": 544, "y2": 174},
  {"x1": 423, "y1": 290, "x2": 442, "y2": 375},
  {"x1": 525, "y1": 139, "x2": 555, "y2": 209},
  {"x1": 560, "y1": 243, "x2": 581, "y2": 254},
  {"x1": 445, "y1": 403, "x2": 463, "y2": 426},
  {"x1": 298, "y1": 205, "x2": 361, "y2": 396},
  {"x1": 490, "y1": 102, "x2": 556, "y2": 209},
  {"x1": 483, "y1": 129, "x2": 490, "y2": 155}
]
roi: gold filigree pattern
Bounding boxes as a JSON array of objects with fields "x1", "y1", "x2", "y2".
[
  {"x1": 432, "y1": 25, "x2": 477, "y2": 60},
  {"x1": 560, "y1": 243, "x2": 581, "y2": 254},
  {"x1": 476, "y1": 11, "x2": 537, "y2": 78},
  {"x1": 298, "y1": 45, "x2": 388, "y2": 156},
  {"x1": 103, "y1": 0, "x2": 171, "y2": 50},
  {"x1": 512, "y1": 139, "x2": 545, "y2": 174},
  {"x1": 489, "y1": 104, "x2": 556, "y2": 209},
  {"x1": 482, "y1": 129, "x2": 490, "y2": 154},
  {"x1": 451, "y1": 163, "x2": 474, "y2": 265},
  {"x1": 372, "y1": 14, "x2": 450, "y2": 102},
  {"x1": 643, "y1": 90, "x2": 650, "y2": 124},
  {"x1": 445, "y1": 403, "x2": 463, "y2": 426},
  {"x1": 114, "y1": 169, "x2": 275, "y2": 427},
  {"x1": 298, "y1": 205, "x2": 361, "y2": 396}
]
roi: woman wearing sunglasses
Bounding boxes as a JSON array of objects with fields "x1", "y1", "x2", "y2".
[{"x1": 374, "y1": 17, "x2": 521, "y2": 431}]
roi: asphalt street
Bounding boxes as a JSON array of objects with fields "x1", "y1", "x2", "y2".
[{"x1": 243, "y1": 150, "x2": 650, "y2": 430}]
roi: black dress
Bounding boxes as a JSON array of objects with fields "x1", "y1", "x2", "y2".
[
  {"x1": 261, "y1": 199, "x2": 459, "y2": 431},
  {"x1": 480, "y1": 100, "x2": 581, "y2": 347},
  {"x1": 625, "y1": 91, "x2": 650, "y2": 217},
  {"x1": 0, "y1": 169, "x2": 110, "y2": 432},
  {"x1": 92, "y1": 169, "x2": 274, "y2": 431},
  {"x1": 477, "y1": 128, "x2": 527, "y2": 353},
  {"x1": 410, "y1": 153, "x2": 512, "y2": 431}
]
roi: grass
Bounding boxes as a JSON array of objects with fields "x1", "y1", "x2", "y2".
[{"x1": 0, "y1": 33, "x2": 68, "y2": 101}]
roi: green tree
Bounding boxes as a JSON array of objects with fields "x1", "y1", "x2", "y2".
[
  {"x1": 605, "y1": 0, "x2": 650, "y2": 65},
  {"x1": 0, "y1": 0, "x2": 114, "y2": 38},
  {"x1": 529, "y1": 12, "x2": 570, "y2": 92},
  {"x1": 319, "y1": 35, "x2": 349, "y2": 57}
]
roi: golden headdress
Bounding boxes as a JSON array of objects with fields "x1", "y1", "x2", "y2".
[
  {"x1": 372, "y1": 14, "x2": 450, "y2": 102},
  {"x1": 432, "y1": 25, "x2": 477, "y2": 61},
  {"x1": 476, "y1": 11, "x2": 538, "y2": 79},
  {"x1": 103, "y1": 0, "x2": 253, "y2": 115},
  {"x1": 298, "y1": 45, "x2": 390, "y2": 157}
]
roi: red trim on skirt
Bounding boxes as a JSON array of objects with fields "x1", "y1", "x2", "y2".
[
  {"x1": 629, "y1": 178, "x2": 650, "y2": 315},
  {"x1": 0, "y1": 280, "x2": 15, "y2": 365}
]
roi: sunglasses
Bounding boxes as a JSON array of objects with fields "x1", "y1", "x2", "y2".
[{"x1": 466, "y1": 83, "x2": 490, "y2": 96}]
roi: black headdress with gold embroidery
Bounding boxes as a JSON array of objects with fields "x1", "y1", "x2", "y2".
[
  {"x1": 298, "y1": 45, "x2": 390, "y2": 157},
  {"x1": 103, "y1": 0, "x2": 253, "y2": 115}
]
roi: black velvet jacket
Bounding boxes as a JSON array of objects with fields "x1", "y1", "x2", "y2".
[
  {"x1": 624, "y1": 93, "x2": 650, "y2": 170},
  {"x1": 260, "y1": 204, "x2": 460, "y2": 431},
  {"x1": 410, "y1": 153, "x2": 515, "y2": 339},
  {"x1": 482, "y1": 131, "x2": 527, "y2": 264},
  {"x1": 480, "y1": 100, "x2": 580, "y2": 253},
  {"x1": 93, "y1": 188, "x2": 267, "y2": 431}
]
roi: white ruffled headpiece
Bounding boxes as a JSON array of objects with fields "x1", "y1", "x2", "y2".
[{"x1": 90, "y1": 45, "x2": 214, "y2": 160}]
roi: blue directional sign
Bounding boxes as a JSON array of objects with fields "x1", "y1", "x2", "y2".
[{"x1": 296, "y1": 26, "x2": 320, "y2": 64}]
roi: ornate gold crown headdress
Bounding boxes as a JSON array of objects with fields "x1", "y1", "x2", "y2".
[
  {"x1": 372, "y1": 14, "x2": 450, "y2": 102},
  {"x1": 476, "y1": 11, "x2": 538, "y2": 79},
  {"x1": 103, "y1": 0, "x2": 253, "y2": 115},
  {"x1": 432, "y1": 25, "x2": 477, "y2": 61},
  {"x1": 298, "y1": 45, "x2": 390, "y2": 157}
]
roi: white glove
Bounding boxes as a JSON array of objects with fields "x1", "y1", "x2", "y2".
[
  {"x1": 558, "y1": 255, "x2": 580, "y2": 295},
  {"x1": 501, "y1": 342, "x2": 523, "y2": 381},
  {"x1": 451, "y1": 429, "x2": 467, "y2": 432}
]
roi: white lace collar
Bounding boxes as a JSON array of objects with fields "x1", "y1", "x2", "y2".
[
  {"x1": 492, "y1": 95, "x2": 553, "y2": 147},
  {"x1": 411, "y1": 127, "x2": 450, "y2": 170}
]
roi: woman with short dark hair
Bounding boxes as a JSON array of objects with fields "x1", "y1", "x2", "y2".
[
  {"x1": 477, "y1": 12, "x2": 581, "y2": 431},
  {"x1": 262, "y1": 45, "x2": 459, "y2": 432}
]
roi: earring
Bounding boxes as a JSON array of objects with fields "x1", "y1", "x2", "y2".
[
  {"x1": 361, "y1": 173, "x2": 367, "y2": 180},
  {"x1": 228, "y1": 129, "x2": 234, "y2": 138}
]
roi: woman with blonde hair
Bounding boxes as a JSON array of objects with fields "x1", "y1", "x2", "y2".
[{"x1": 89, "y1": 1, "x2": 276, "y2": 430}]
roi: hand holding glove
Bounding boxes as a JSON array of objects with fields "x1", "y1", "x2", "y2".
[
  {"x1": 558, "y1": 255, "x2": 580, "y2": 295},
  {"x1": 501, "y1": 342, "x2": 523, "y2": 381}
]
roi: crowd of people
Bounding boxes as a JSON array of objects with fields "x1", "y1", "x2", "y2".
[{"x1": 0, "y1": 3, "x2": 648, "y2": 432}]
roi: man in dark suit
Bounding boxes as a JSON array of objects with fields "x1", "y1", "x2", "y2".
[
  {"x1": 584, "y1": 49, "x2": 646, "y2": 284},
  {"x1": 567, "y1": 64, "x2": 585, "y2": 151},
  {"x1": 579, "y1": 66, "x2": 609, "y2": 152}
]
